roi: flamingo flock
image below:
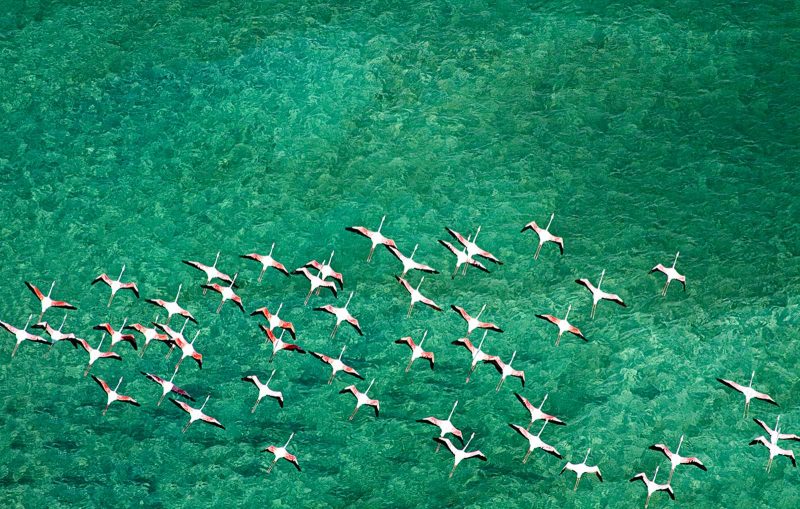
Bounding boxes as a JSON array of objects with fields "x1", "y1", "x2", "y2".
[{"x1": 1, "y1": 213, "x2": 794, "y2": 506}]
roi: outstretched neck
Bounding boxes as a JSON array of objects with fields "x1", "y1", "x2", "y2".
[
  {"x1": 175, "y1": 284, "x2": 183, "y2": 302},
  {"x1": 583, "y1": 448, "x2": 591, "y2": 463},
  {"x1": 114, "y1": 377, "x2": 123, "y2": 392},
  {"x1": 539, "y1": 393, "x2": 549, "y2": 409},
  {"x1": 672, "y1": 251, "x2": 680, "y2": 268},
  {"x1": 200, "y1": 395, "x2": 210, "y2": 410},
  {"x1": 416, "y1": 277, "x2": 424, "y2": 291},
  {"x1": 48, "y1": 281, "x2": 55, "y2": 298},
  {"x1": 267, "y1": 369, "x2": 276, "y2": 385},
  {"x1": 538, "y1": 421, "x2": 547, "y2": 436},
  {"x1": 345, "y1": 292, "x2": 353, "y2": 308},
  {"x1": 378, "y1": 215, "x2": 386, "y2": 232},
  {"x1": 749, "y1": 370, "x2": 755, "y2": 388},
  {"x1": 564, "y1": 304, "x2": 572, "y2": 321},
  {"x1": 24, "y1": 314, "x2": 33, "y2": 330},
  {"x1": 464, "y1": 433, "x2": 475, "y2": 450},
  {"x1": 448, "y1": 400, "x2": 458, "y2": 420},
  {"x1": 213, "y1": 251, "x2": 220, "y2": 268},
  {"x1": 546, "y1": 212, "x2": 554, "y2": 230},
  {"x1": 411, "y1": 244, "x2": 419, "y2": 259},
  {"x1": 477, "y1": 304, "x2": 486, "y2": 319},
  {"x1": 597, "y1": 270, "x2": 605, "y2": 288},
  {"x1": 269, "y1": 243, "x2": 275, "y2": 256},
  {"x1": 118, "y1": 264, "x2": 126, "y2": 281},
  {"x1": 366, "y1": 379, "x2": 375, "y2": 394},
  {"x1": 285, "y1": 432, "x2": 295, "y2": 447},
  {"x1": 338, "y1": 345, "x2": 346, "y2": 360},
  {"x1": 420, "y1": 330, "x2": 428, "y2": 346}
]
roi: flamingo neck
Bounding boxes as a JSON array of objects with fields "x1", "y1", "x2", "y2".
[
  {"x1": 477, "y1": 331, "x2": 487, "y2": 351},
  {"x1": 269, "y1": 242, "x2": 275, "y2": 256},
  {"x1": 169, "y1": 371, "x2": 176, "y2": 383},
  {"x1": 191, "y1": 331, "x2": 200, "y2": 345},
  {"x1": 267, "y1": 369, "x2": 276, "y2": 385},
  {"x1": 420, "y1": 330, "x2": 428, "y2": 346},
  {"x1": 411, "y1": 244, "x2": 418, "y2": 258},
  {"x1": 175, "y1": 284, "x2": 182, "y2": 302},
  {"x1": 48, "y1": 281, "x2": 55, "y2": 298},
  {"x1": 448, "y1": 400, "x2": 458, "y2": 420},
  {"x1": 546, "y1": 213, "x2": 554, "y2": 230},
  {"x1": 464, "y1": 433, "x2": 475, "y2": 449},
  {"x1": 345, "y1": 292, "x2": 353, "y2": 308},
  {"x1": 416, "y1": 277, "x2": 424, "y2": 291},
  {"x1": 473, "y1": 226, "x2": 481, "y2": 242},
  {"x1": 328, "y1": 251, "x2": 335, "y2": 265},
  {"x1": 749, "y1": 371, "x2": 755, "y2": 387},
  {"x1": 366, "y1": 379, "x2": 375, "y2": 393},
  {"x1": 24, "y1": 314, "x2": 32, "y2": 330},
  {"x1": 338, "y1": 345, "x2": 345, "y2": 361},
  {"x1": 277, "y1": 303, "x2": 283, "y2": 315},
  {"x1": 540, "y1": 393, "x2": 549, "y2": 409},
  {"x1": 201, "y1": 395, "x2": 210, "y2": 410},
  {"x1": 477, "y1": 304, "x2": 486, "y2": 319},
  {"x1": 278, "y1": 329, "x2": 285, "y2": 342},
  {"x1": 597, "y1": 270, "x2": 605, "y2": 288},
  {"x1": 583, "y1": 448, "x2": 591, "y2": 463},
  {"x1": 510, "y1": 351, "x2": 517, "y2": 364},
  {"x1": 180, "y1": 319, "x2": 188, "y2": 334},
  {"x1": 231, "y1": 273, "x2": 238, "y2": 287},
  {"x1": 120, "y1": 317, "x2": 128, "y2": 330},
  {"x1": 653, "y1": 466, "x2": 660, "y2": 481},
  {"x1": 538, "y1": 421, "x2": 547, "y2": 436},
  {"x1": 59, "y1": 315, "x2": 67, "y2": 331},
  {"x1": 378, "y1": 215, "x2": 386, "y2": 232},
  {"x1": 676, "y1": 435, "x2": 684, "y2": 454},
  {"x1": 115, "y1": 378, "x2": 123, "y2": 392},
  {"x1": 98, "y1": 337, "x2": 105, "y2": 349},
  {"x1": 564, "y1": 304, "x2": 572, "y2": 321},
  {"x1": 213, "y1": 252, "x2": 220, "y2": 268},
  {"x1": 118, "y1": 265, "x2": 126, "y2": 281},
  {"x1": 285, "y1": 432, "x2": 295, "y2": 447}
]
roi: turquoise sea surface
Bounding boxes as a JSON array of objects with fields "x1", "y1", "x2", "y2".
[{"x1": 1, "y1": 1, "x2": 799, "y2": 508}]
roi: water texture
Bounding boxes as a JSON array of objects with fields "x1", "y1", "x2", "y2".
[{"x1": 1, "y1": 1, "x2": 798, "y2": 508}]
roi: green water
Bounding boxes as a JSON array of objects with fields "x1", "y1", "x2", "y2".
[{"x1": 1, "y1": 1, "x2": 799, "y2": 507}]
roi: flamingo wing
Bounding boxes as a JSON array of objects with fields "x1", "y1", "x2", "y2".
[
  {"x1": 421, "y1": 351, "x2": 435, "y2": 370},
  {"x1": 171, "y1": 385, "x2": 194, "y2": 401},
  {"x1": 182, "y1": 260, "x2": 207, "y2": 273},
  {"x1": 117, "y1": 395, "x2": 140, "y2": 407},
  {"x1": 169, "y1": 398, "x2": 193, "y2": 415},
  {"x1": 346, "y1": 317, "x2": 363, "y2": 335},
  {"x1": 201, "y1": 414, "x2": 225, "y2": 429},
  {"x1": 541, "y1": 443, "x2": 562, "y2": 459},
  {"x1": 450, "y1": 305, "x2": 472, "y2": 323},
  {"x1": 433, "y1": 437, "x2": 458, "y2": 456},
  {"x1": 752, "y1": 390, "x2": 779, "y2": 406},
  {"x1": 648, "y1": 443, "x2": 672, "y2": 459},
  {"x1": 141, "y1": 371, "x2": 165, "y2": 385},
  {"x1": 716, "y1": 378, "x2": 747, "y2": 394},
  {"x1": 304, "y1": 260, "x2": 324, "y2": 272},
  {"x1": 629, "y1": 472, "x2": 647, "y2": 484},
  {"x1": 345, "y1": 226, "x2": 372, "y2": 238},
  {"x1": 50, "y1": 300, "x2": 76, "y2": 310},
  {"x1": 682, "y1": 456, "x2": 707, "y2": 470},
  {"x1": 467, "y1": 257, "x2": 490, "y2": 272},
  {"x1": 342, "y1": 365, "x2": 364, "y2": 380},
  {"x1": 521, "y1": 220, "x2": 541, "y2": 234},
  {"x1": 313, "y1": 305, "x2": 336, "y2": 316},
  {"x1": 437, "y1": 239, "x2": 459, "y2": 256},
  {"x1": 284, "y1": 453, "x2": 301, "y2": 471},
  {"x1": 121, "y1": 282, "x2": 139, "y2": 298},
  {"x1": 0, "y1": 321, "x2": 18, "y2": 335},
  {"x1": 25, "y1": 282, "x2": 44, "y2": 300},
  {"x1": 535, "y1": 314, "x2": 559, "y2": 326},
  {"x1": 444, "y1": 227, "x2": 468, "y2": 246},
  {"x1": 338, "y1": 385, "x2": 358, "y2": 397},
  {"x1": 451, "y1": 337, "x2": 476, "y2": 354},
  {"x1": 508, "y1": 423, "x2": 532, "y2": 440},
  {"x1": 395, "y1": 275, "x2": 413, "y2": 294},
  {"x1": 419, "y1": 295, "x2": 442, "y2": 312},
  {"x1": 91, "y1": 274, "x2": 112, "y2": 287},
  {"x1": 90, "y1": 375, "x2": 111, "y2": 394},
  {"x1": 464, "y1": 450, "x2": 488, "y2": 462}
]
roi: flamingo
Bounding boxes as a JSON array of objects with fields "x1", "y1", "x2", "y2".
[
  {"x1": 260, "y1": 326, "x2": 306, "y2": 362},
  {"x1": 717, "y1": 371, "x2": 778, "y2": 417},
  {"x1": 450, "y1": 304, "x2": 503, "y2": 336},
  {"x1": 170, "y1": 395, "x2": 225, "y2": 433},
  {"x1": 630, "y1": 466, "x2": 675, "y2": 508},
  {"x1": 31, "y1": 315, "x2": 76, "y2": 349},
  {"x1": 561, "y1": 448, "x2": 603, "y2": 490},
  {"x1": 146, "y1": 284, "x2": 196, "y2": 324},
  {"x1": 484, "y1": 351, "x2": 525, "y2": 391},
  {"x1": 650, "y1": 252, "x2": 686, "y2": 296},
  {"x1": 173, "y1": 330, "x2": 203, "y2": 372},
  {"x1": 91, "y1": 375, "x2": 140, "y2": 415},
  {"x1": 339, "y1": 379, "x2": 380, "y2": 420},
  {"x1": 395, "y1": 276, "x2": 442, "y2": 318},
  {"x1": 514, "y1": 393, "x2": 566, "y2": 429},
  {"x1": 387, "y1": 244, "x2": 439, "y2": 277},
  {"x1": 154, "y1": 318, "x2": 189, "y2": 359},
  {"x1": 182, "y1": 252, "x2": 233, "y2": 295},
  {"x1": 240, "y1": 243, "x2": 290, "y2": 283},
  {"x1": 313, "y1": 292, "x2": 362, "y2": 338},
  {"x1": 750, "y1": 430, "x2": 797, "y2": 473},
  {"x1": 292, "y1": 267, "x2": 338, "y2": 305},
  {"x1": 262, "y1": 433, "x2": 300, "y2": 473},
  {"x1": 203, "y1": 272, "x2": 245, "y2": 314},
  {"x1": 649, "y1": 435, "x2": 707, "y2": 482},
  {"x1": 434, "y1": 432, "x2": 488, "y2": 478},
  {"x1": 753, "y1": 415, "x2": 800, "y2": 443},
  {"x1": 521, "y1": 213, "x2": 564, "y2": 259},
  {"x1": 125, "y1": 317, "x2": 170, "y2": 357},
  {"x1": 93, "y1": 318, "x2": 137, "y2": 351},
  {"x1": 451, "y1": 331, "x2": 500, "y2": 383},
  {"x1": 304, "y1": 251, "x2": 344, "y2": 289},
  {"x1": 395, "y1": 330, "x2": 435, "y2": 372},
  {"x1": 242, "y1": 370, "x2": 284, "y2": 412},
  {"x1": 310, "y1": 345, "x2": 363, "y2": 384},
  {"x1": 446, "y1": 226, "x2": 503, "y2": 267},
  {"x1": 438, "y1": 237, "x2": 489, "y2": 278},
  {"x1": 536, "y1": 305, "x2": 586, "y2": 346},
  {"x1": 141, "y1": 371, "x2": 194, "y2": 406},
  {"x1": 1, "y1": 315, "x2": 51, "y2": 356},
  {"x1": 91, "y1": 265, "x2": 140, "y2": 307},
  {"x1": 25, "y1": 281, "x2": 76, "y2": 321},
  {"x1": 509, "y1": 422, "x2": 562, "y2": 463},
  {"x1": 74, "y1": 336, "x2": 122, "y2": 376},
  {"x1": 575, "y1": 270, "x2": 627, "y2": 319},
  {"x1": 251, "y1": 304, "x2": 296, "y2": 339},
  {"x1": 417, "y1": 401, "x2": 464, "y2": 452},
  {"x1": 345, "y1": 215, "x2": 397, "y2": 262}
]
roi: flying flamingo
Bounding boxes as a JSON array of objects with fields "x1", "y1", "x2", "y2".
[
  {"x1": 575, "y1": 270, "x2": 627, "y2": 318},
  {"x1": 753, "y1": 415, "x2": 800, "y2": 443},
  {"x1": 345, "y1": 215, "x2": 397, "y2": 262},
  {"x1": 31, "y1": 315, "x2": 76, "y2": 349},
  {"x1": 750, "y1": 428, "x2": 797, "y2": 472},
  {"x1": 125, "y1": 317, "x2": 170, "y2": 357},
  {"x1": 395, "y1": 330, "x2": 435, "y2": 372},
  {"x1": 74, "y1": 336, "x2": 122, "y2": 376},
  {"x1": 1, "y1": 315, "x2": 51, "y2": 356},
  {"x1": 203, "y1": 272, "x2": 245, "y2": 313},
  {"x1": 91, "y1": 265, "x2": 139, "y2": 307},
  {"x1": 260, "y1": 326, "x2": 306, "y2": 362},
  {"x1": 310, "y1": 345, "x2": 364, "y2": 384},
  {"x1": 451, "y1": 331, "x2": 500, "y2": 383},
  {"x1": 484, "y1": 351, "x2": 525, "y2": 391},
  {"x1": 630, "y1": 466, "x2": 675, "y2": 508},
  {"x1": 240, "y1": 243, "x2": 291, "y2": 283},
  {"x1": 649, "y1": 435, "x2": 707, "y2": 482},
  {"x1": 242, "y1": 370, "x2": 284, "y2": 412},
  {"x1": 182, "y1": 252, "x2": 234, "y2": 295},
  {"x1": 451, "y1": 304, "x2": 503, "y2": 336},
  {"x1": 561, "y1": 448, "x2": 603, "y2": 490},
  {"x1": 395, "y1": 276, "x2": 442, "y2": 318},
  {"x1": 170, "y1": 395, "x2": 225, "y2": 432},
  {"x1": 146, "y1": 284, "x2": 196, "y2": 324},
  {"x1": 509, "y1": 422, "x2": 562, "y2": 463},
  {"x1": 387, "y1": 244, "x2": 439, "y2": 277},
  {"x1": 141, "y1": 371, "x2": 194, "y2": 406},
  {"x1": 262, "y1": 433, "x2": 301, "y2": 473},
  {"x1": 514, "y1": 393, "x2": 566, "y2": 429},
  {"x1": 173, "y1": 330, "x2": 203, "y2": 372},
  {"x1": 536, "y1": 305, "x2": 586, "y2": 346},
  {"x1": 154, "y1": 318, "x2": 189, "y2": 359},
  {"x1": 313, "y1": 292, "x2": 362, "y2": 338},
  {"x1": 649, "y1": 252, "x2": 686, "y2": 296},
  {"x1": 438, "y1": 237, "x2": 489, "y2": 278},
  {"x1": 304, "y1": 251, "x2": 344, "y2": 289},
  {"x1": 251, "y1": 304, "x2": 296, "y2": 339},
  {"x1": 417, "y1": 401, "x2": 463, "y2": 452},
  {"x1": 292, "y1": 267, "x2": 338, "y2": 305},
  {"x1": 434, "y1": 432, "x2": 488, "y2": 478},
  {"x1": 339, "y1": 379, "x2": 380, "y2": 420},
  {"x1": 25, "y1": 281, "x2": 76, "y2": 321},
  {"x1": 521, "y1": 213, "x2": 564, "y2": 259},
  {"x1": 93, "y1": 318, "x2": 137, "y2": 351},
  {"x1": 717, "y1": 371, "x2": 778, "y2": 417},
  {"x1": 446, "y1": 226, "x2": 503, "y2": 268},
  {"x1": 91, "y1": 375, "x2": 140, "y2": 415}
]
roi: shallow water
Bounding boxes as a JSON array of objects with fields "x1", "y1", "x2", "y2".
[{"x1": 1, "y1": 1, "x2": 799, "y2": 508}]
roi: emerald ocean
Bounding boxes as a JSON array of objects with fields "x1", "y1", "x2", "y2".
[{"x1": 1, "y1": 1, "x2": 798, "y2": 508}]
